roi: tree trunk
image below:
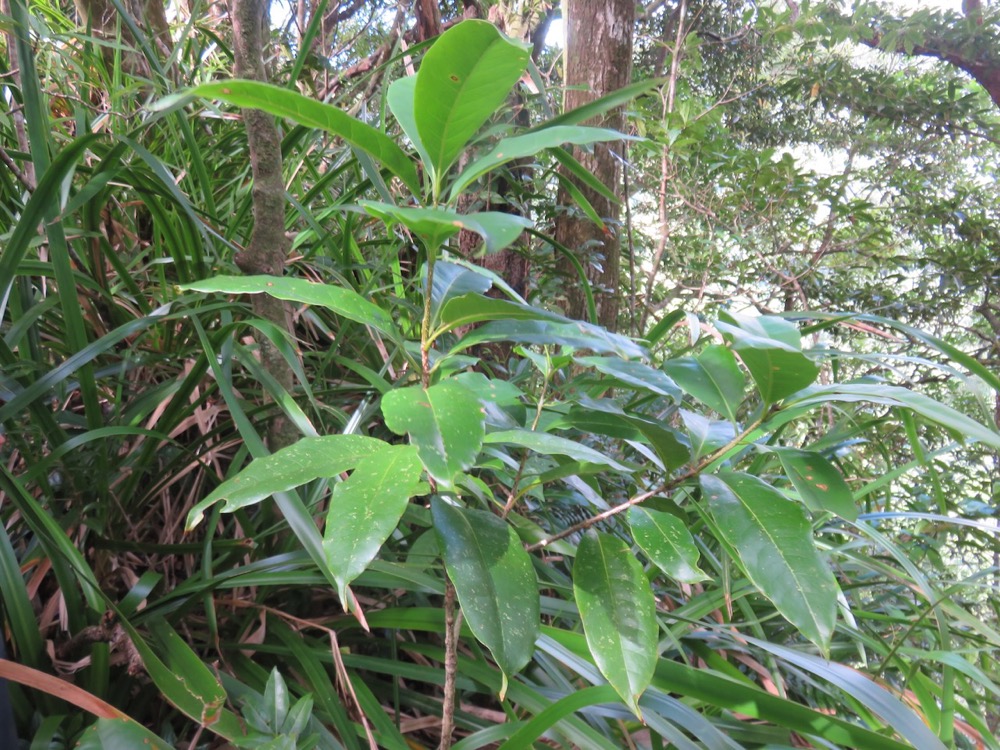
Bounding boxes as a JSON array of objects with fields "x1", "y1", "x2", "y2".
[
  {"x1": 554, "y1": 0, "x2": 634, "y2": 331},
  {"x1": 232, "y1": 0, "x2": 300, "y2": 451}
]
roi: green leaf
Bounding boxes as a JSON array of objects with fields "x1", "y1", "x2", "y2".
[
  {"x1": 75, "y1": 719, "x2": 173, "y2": 750},
  {"x1": 387, "y1": 75, "x2": 432, "y2": 170},
  {"x1": 432, "y1": 499, "x2": 539, "y2": 690},
  {"x1": 382, "y1": 380, "x2": 486, "y2": 488},
  {"x1": 679, "y1": 409, "x2": 736, "y2": 459},
  {"x1": 182, "y1": 80, "x2": 420, "y2": 194},
  {"x1": 323, "y1": 445, "x2": 423, "y2": 602},
  {"x1": 146, "y1": 619, "x2": 233, "y2": 730},
  {"x1": 361, "y1": 202, "x2": 530, "y2": 254},
  {"x1": 628, "y1": 507, "x2": 708, "y2": 583},
  {"x1": 564, "y1": 399, "x2": 690, "y2": 470},
  {"x1": 532, "y1": 77, "x2": 668, "y2": 130},
  {"x1": 573, "y1": 531, "x2": 656, "y2": 716},
  {"x1": 664, "y1": 346, "x2": 744, "y2": 423},
  {"x1": 449, "y1": 126, "x2": 629, "y2": 200},
  {"x1": 436, "y1": 294, "x2": 565, "y2": 335},
  {"x1": 186, "y1": 435, "x2": 388, "y2": 529},
  {"x1": 455, "y1": 319, "x2": 646, "y2": 359},
  {"x1": 575, "y1": 356, "x2": 681, "y2": 399},
  {"x1": 431, "y1": 261, "x2": 493, "y2": 320},
  {"x1": 701, "y1": 473, "x2": 838, "y2": 652},
  {"x1": 774, "y1": 448, "x2": 858, "y2": 520},
  {"x1": 180, "y1": 275, "x2": 399, "y2": 339},
  {"x1": 415, "y1": 20, "x2": 530, "y2": 178},
  {"x1": 718, "y1": 315, "x2": 820, "y2": 403},
  {"x1": 788, "y1": 383, "x2": 1000, "y2": 451},
  {"x1": 484, "y1": 429, "x2": 631, "y2": 471}
]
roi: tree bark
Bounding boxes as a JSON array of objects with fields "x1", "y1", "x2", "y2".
[
  {"x1": 232, "y1": 0, "x2": 299, "y2": 451},
  {"x1": 554, "y1": 0, "x2": 635, "y2": 331}
]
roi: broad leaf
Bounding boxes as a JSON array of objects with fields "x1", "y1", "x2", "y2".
[
  {"x1": 575, "y1": 356, "x2": 681, "y2": 399},
  {"x1": 788, "y1": 383, "x2": 1000, "y2": 451},
  {"x1": 183, "y1": 80, "x2": 420, "y2": 194},
  {"x1": 574, "y1": 531, "x2": 656, "y2": 716},
  {"x1": 484, "y1": 429, "x2": 631, "y2": 471},
  {"x1": 664, "y1": 346, "x2": 744, "y2": 423},
  {"x1": 382, "y1": 380, "x2": 485, "y2": 487},
  {"x1": 436, "y1": 294, "x2": 566, "y2": 334},
  {"x1": 775, "y1": 447, "x2": 857, "y2": 520},
  {"x1": 455, "y1": 319, "x2": 646, "y2": 359},
  {"x1": 186, "y1": 435, "x2": 388, "y2": 529},
  {"x1": 361, "y1": 202, "x2": 530, "y2": 254},
  {"x1": 628, "y1": 507, "x2": 709, "y2": 583},
  {"x1": 448, "y1": 126, "x2": 630, "y2": 199},
  {"x1": 701, "y1": 473, "x2": 838, "y2": 651},
  {"x1": 387, "y1": 75, "x2": 432, "y2": 169},
  {"x1": 323, "y1": 445, "x2": 423, "y2": 602},
  {"x1": 432, "y1": 499, "x2": 539, "y2": 693},
  {"x1": 565, "y1": 399, "x2": 690, "y2": 470},
  {"x1": 679, "y1": 409, "x2": 736, "y2": 459},
  {"x1": 75, "y1": 720, "x2": 173, "y2": 750},
  {"x1": 718, "y1": 316, "x2": 820, "y2": 403},
  {"x1": 415, "y1": 20, "x2": 530, "y2": 178},
  {"x1": 431, "y1": 261, "x2": 492, "y2": 320},
  {"x1": 181, "y1": 276, "x2": 398, "y2": 339}
]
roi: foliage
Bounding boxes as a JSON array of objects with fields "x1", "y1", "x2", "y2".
[{"x1": 0, "y1": 2, "x2": 998, "y2": 750}]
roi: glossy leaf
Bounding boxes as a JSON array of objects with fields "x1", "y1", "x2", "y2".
[
  {"x1": 664, "y1": 346, "x2": 744, "y2": 423},
  {"x1": 789, "y1": 383, "x2": 1000, "y2": 451},
  {"x1": 575, "y1": 356, "x2": 682, "y2": 400},
  {"x1": 181, "y1": 275, "x2": 398, "y2": 338},
  {"x1": 484, "y1": 429, "x2": 631, "y2": 471},
  {"x1": 382, "y1": 380, "x2": 485, "y2": 487},
  {"x1": 387, "y1": 75, "x2": 432, "y2": 169},
  {"x1": 432, "y1": 499, "x2": 539, "y2": 690},
  {"x1": 565, "y1": 399, "x2": 690, "y2": 470},
  {"x1": 701, "y1": 473, "x2": 838, "y2": 651},
  {"x1": 75, "y1": 719, "x2": 173, "y2": 750},
  {"x1": 679, "y1": 409, "x2": 736, "y2": 459},
  {"x1": 361, "y1": 201, "x2": 531, "y2": 254},
  {"x1": 414, "y1": 20, "x2": 530, "y2": 177},
  {"x1": 775, "y1": 447, "x2": 857, "y2": 520},
  {"x1": 573, "y1": 531, "x2": 657, "y2": 716},
  {"x1": 181, "y1": 80, "x2": 420, "y2": 194},
  {"x1": 186, "y1": 435, "x2": 387, "y2": 529},
  {"x1": 323, "y1": 445, "x2": 423, "y2": 603},
  {"x1": 629, "y1": 507, "x2": 709, "y2": 583},
  {"x1": 455, "y1": 319, "x2": 646, "y2": 359},
  {"x1": 430, "y1": 261, "x2": 493, "y2": 320},
  {"x1": 718, "y1": 315, "x2": 820, "y2": 403},
  {"x1": 448, "y1": 126, "x2": 630, "y2": 199},
  {"x1": 436, "y1": 294, "x2": 565, "y2": 334}
]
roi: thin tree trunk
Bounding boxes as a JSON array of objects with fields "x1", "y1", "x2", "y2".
[
  {"x1": 232, "y1": 0, "x2": 299, "y2": 451},
  {"x1": 554, "y1": 0, "x2": 634, "y2": 331}
]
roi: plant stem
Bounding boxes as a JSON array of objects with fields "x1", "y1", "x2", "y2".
[{"x1": 439, "y1": 576, "x2": 459, "y2": 750}]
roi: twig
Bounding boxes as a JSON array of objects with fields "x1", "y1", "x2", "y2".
[{"x1": 438, "y1": 577, "x2": 459, "y2": 750}]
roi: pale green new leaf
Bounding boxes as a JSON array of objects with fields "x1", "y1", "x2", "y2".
[
  {"x1": 186, "y1": 435, "x2": 388, "y2": 529},
  {"x1": 382, "y1": 380, "x2": 485, "y2": 488},
  {"x1": 573, "y1": 531, "x2": 656, "y2": 716},
  {"x1": 432, "y1": 499, "x2": 539, "y2": 691},
  {"x1": 323, "y1": 445, "x2": 423, "y2": 602},
  {"x1": 628, "y1": 507, "x2": 709, "y2": 583},
  {"x1": 702, "y1": 473, "x2": 838, "y2": 652},
  {"x1": 75, "y1": 720, "x2": 173, "y2": 750},
  {"x1": 415, "y1": 20, "x2": 530, "y2": 178}
]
